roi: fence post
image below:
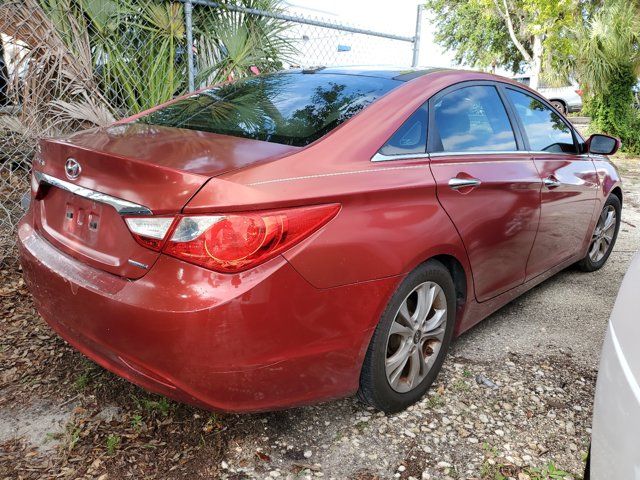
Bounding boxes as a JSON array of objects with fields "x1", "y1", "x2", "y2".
[
  {"x1": 184, "y1": 0, "x2": 195, "y2": 92},
  {"x1": 411, "y1": 4, "x2": 423, "y2": 68}
]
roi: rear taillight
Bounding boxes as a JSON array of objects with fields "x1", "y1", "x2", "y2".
[
  {"x1": 124, "y1": 204, "x2": 340, "y2": 272},
  {"x1": 576, "y1": 88, "x2": 583, "y2": 96},
  {"x1": 125, "y1": 216, "x2": 175, "y2": 251}
]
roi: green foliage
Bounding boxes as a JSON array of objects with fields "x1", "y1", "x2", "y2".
[
  {"x1": 73, "y1": 372, "x2": 90, "y2": 390},
  {"x1": 194, "y1": 0, "x2": 295, "y2": 86},
  {"x1": 132, "y1": 394, "x2": 172, "y2": 416},
  {"x1": 575, "y1": 1, "x2": 640, "y2": 153},
  {"x1": 525, "y1": 461, "x2": 572, "y2": 479},
  {"x1": 67, "y1": 426, "x2": 82, "y2": 451},
  {"x1": 105, "y1": 433, "x2": 120, "y2": 455},
  {"x1": 37, "y1": 0, "x2": 293, "y2": 119},
  {"x1": 424, "y1": 0, "x2": 526, "y2": 72},
  {"x1": 586, "y1": 67, "x2": 640, "y2": 153},
  {"x1": 424, "y1": 0, "x2": 582, "y2": 75},
  {"x1": 426, "y1": 392, "x2": 444, "y2": 408},
  {"x1": 130, "y1": 414, "x2": 143, "y2": 429}
]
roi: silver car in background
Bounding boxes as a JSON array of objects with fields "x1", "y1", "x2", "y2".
[
  {"x1": 512, "y1": 75, "x2": 583, "y2": 114},
  {"x1": 587, "y1": 252, "x2": 640, "y2": 479}
]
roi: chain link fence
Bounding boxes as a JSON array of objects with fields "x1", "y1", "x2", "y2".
[{"x1": 0, "y1": 0, "x2": 421, "y2": 264}]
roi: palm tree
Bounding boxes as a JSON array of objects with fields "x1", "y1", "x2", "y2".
[
  {"x1": 573, "y1": 0, "x2": 640, "y2": 152},
  {"x1": 0, "y1": 0, "x2": 294, "y2": 136}
]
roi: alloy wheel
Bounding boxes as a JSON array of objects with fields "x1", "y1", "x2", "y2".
[
  {"x1": 385, "y1": 281, "x2": 447, "y2": 393},
  {"x1": 589, "y1": 205, "x2": 617, "y2": 263}
]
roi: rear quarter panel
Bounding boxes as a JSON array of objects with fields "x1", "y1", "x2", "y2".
[
  {"x1": 279, "y1": 162, "x2": 470, "y2": 288},
  {"x1": 187, "y1": 158, "x2": 471, "y2": 289}
]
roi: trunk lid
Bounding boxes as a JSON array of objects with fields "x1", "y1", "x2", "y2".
[{"x1": 32, "y1": 123, "x2": 299, "y2": 278}]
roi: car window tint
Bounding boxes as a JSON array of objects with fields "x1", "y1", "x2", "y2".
[
  {"x1": 379, "y1": 105, "x2": 427, "y2": 155},
  {"x1": 137, "y1": 73, "x2": 401, "y2": 147},
  {"x1": 506, "y1": 89, "x2": 576, "y2": 153},
  {"x1": 431, "y1": 85, "x2": 517, "y2": 153}
]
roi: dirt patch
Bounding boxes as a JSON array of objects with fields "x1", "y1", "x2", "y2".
[{"x1": 0, "y1": 401, "x2": 76, "y2": 452}]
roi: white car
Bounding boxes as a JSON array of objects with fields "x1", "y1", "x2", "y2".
[
  {"x1": 587, "y1": 252, "x2": 640, "y2": 479},
  {"x1": 512, "y1": 75, "x2": 582, "y2": 114}
]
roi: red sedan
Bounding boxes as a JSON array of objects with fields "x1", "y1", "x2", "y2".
[{"x1": 19, "y1": 68, "x2": 622, "y2": 413}]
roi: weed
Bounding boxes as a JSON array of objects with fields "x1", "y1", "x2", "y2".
[
  {"x1": 481, "y1": 442, "x2": 499, "y2": 457},
  {"x1": 106, "y1": 434, "x2": 120, "y2": 455},
  {"x1": 526, "y1": 462, "x2": 572, "y2": 480},
  {"x1": 452, "y1": 378, "x2": 470, "y2": 392},
  {"x1": 68, "y1": 427, "x2": 81, "y2": 451},
  {"x1": 132, "y1": 395, "x2": 172, "y2": 416},
  {"x1": 427, "y1": 393, "x2": 444, "y2": 408},
  {"x1": 462, "y1": 368, "x2": 473, "y2": 378},
  {"x1": 74, "y1": 372, "x2": 89, "y2": 391},
  {"x1": 131, "y1": 414, "x2": 143, "y2": 430}
]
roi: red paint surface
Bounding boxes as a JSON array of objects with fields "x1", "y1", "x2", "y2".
[{"x1": 19, "y1": 70, "x2": 621, "y2": 411}]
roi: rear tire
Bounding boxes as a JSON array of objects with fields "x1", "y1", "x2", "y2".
[
  {"x1": 550, "y1": 100, "x2": 567, "y2": 114},
  {"x1": 577, "y1": 194, "x2": 621, "y2": 272},
  {"x1": 357, "y1": 260, "x2": 456, "y2": 413}
]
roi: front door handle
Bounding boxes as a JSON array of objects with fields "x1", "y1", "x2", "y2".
[
  {"x1": 449, "y1": 177, "x2": 481, "y2": 190},
  {"x1": 543, "y1": 176, "x2": 562, "y2": 189}
]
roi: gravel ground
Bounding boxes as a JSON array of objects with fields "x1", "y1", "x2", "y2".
[{"x1": 1, "y1": 156, "x2": 639, "y2": 480}]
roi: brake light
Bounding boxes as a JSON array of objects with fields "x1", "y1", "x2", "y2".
[
  {"x1": 125, "y1": 204, "x2": 340, "y2": 272},
  {"x1": 576, "y1": 88, "x2": 583, "y2": 96}
]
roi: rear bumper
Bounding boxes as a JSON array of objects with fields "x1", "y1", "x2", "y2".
[
  {"x1": 18, "y1": 217, "x2": 398, "y2": 412},
  {"x1": 590, "y1": 323, "x2": 640, "y2": 479}
]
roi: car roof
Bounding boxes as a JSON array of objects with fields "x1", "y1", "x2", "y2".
[{"x1": 283, "y1": 66, "x2": 451, "y2": 82}]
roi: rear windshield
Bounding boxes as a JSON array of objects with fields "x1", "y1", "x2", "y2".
[{"x1": 137, "y1": 73, "x2": 401, "y2": 146}]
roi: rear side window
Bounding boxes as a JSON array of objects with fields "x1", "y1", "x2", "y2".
[
  {"x1": 506, "y1": 89, "x2": 577, "y2": 153},
  {"x1": 137, "y1": 73, "x2": 401, "y2": 147},
  {"x1": 431, "y1": 85, "x2": 517, "y2": 153},
  {"x1": 379, "y1": 105, "x2": 428, "y2": 155}
]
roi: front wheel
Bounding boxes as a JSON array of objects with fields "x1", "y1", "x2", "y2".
[
  {"x1": 357, "y1": 260, "x2": 456, "y2": 413},
  {"x1": 577, "y1": 194, "x2": 621, "y2": 272}
]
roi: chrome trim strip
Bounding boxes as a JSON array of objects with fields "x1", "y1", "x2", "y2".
[
  {"x1": 372, "y1": 150, "x2": 591, "y2": 162},
  {"x1": 448, "y1": 177, "x2": 481, "y2": 190},
  {"x1": 371, "y1": 152, "x2": 430, "y2": 162},
  {"x1": 429, "y1": 150, "x2": 524, "y2": 157},
  {"x1": 34, "y1": 171, "x2": 152, "y2": 216}
]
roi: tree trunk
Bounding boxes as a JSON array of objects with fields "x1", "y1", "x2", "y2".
[
  {"x1": 495, "y1": 0, "x2": 532, "y2": 64},
  {"x1": 529, "y1": 34, "x2": 543, "y2": 90}
]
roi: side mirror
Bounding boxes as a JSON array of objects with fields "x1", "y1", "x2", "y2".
[{"x1": 587, "y1": 134, "x2": 621, "y2": 155}]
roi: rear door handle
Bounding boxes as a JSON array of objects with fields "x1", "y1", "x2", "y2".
[
  {"x1": 543, "y1": 176, "x2": 562, "y2": 189},
  {"x1": 448, "y1": 177, "x2": 481, "y2": 190}
]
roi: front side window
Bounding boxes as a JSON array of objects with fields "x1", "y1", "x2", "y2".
[
  {"x1": 137, "y1": 73, "x2": 401, "y2": 147},
  {"x1": 506, "y1": 89, "x2": 576, "y2": 153},
  {"x1": 431, "y1": 85, "x2": 517, "y2": 153},
  {"x1": 379, "y1": 105, "x2": 428, "y2": 156}
]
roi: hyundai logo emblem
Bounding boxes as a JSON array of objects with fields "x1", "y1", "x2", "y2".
[{"x1": 64, "y1": 158, "x2": 81, "y2": 180}]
